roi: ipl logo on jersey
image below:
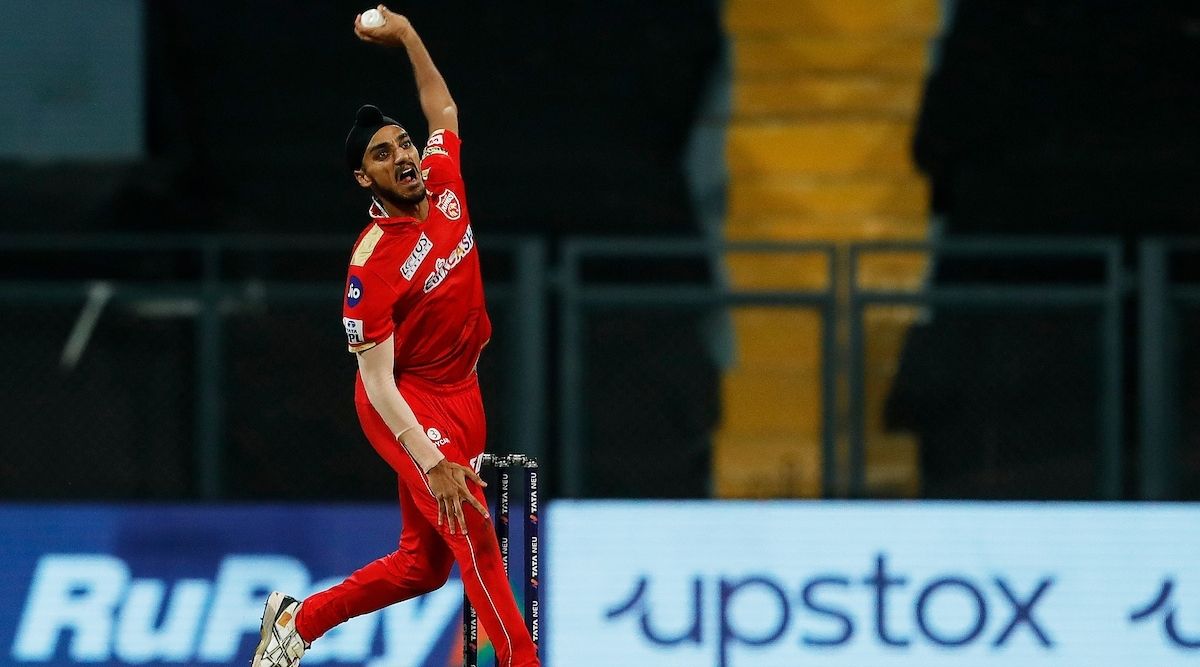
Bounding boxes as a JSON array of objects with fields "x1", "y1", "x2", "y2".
[
  {"x1": 423, "y1": 225, "x2": 476, "y2": 293},
  {"x1": 343, "y1": 318, "x2": 366, "y2": 345},
  {"x1": 435, "y1": 189, "x2": 462, "y2": 220},
  {"x1": 401, "y1": 233, "x2": 433, "y2": 281}
]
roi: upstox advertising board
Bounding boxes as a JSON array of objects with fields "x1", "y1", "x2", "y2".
[
  {"x1": 0, "y1": 506, "x2": 466, "y2": 666},
  {"x1": 547, "y1": 501, "x2": 1200, "y2": 666}
]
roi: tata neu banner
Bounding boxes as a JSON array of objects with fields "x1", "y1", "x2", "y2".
[{"x1": 547, "y1": 501, "x2": 1200, "y2": 667}]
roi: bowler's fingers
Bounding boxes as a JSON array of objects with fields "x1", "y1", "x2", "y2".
[
  {"x1": 373, "y1": 5, "x2": 396, "y2": 26},
  {"x1": 353, "y1": 14, "x2": 383, "y2": 43},
  {"x1": 462, "y1": 465, "x2": 488, "y2": 488},
  {"x1": 462, "y1": 487, "x2": 489, "y2": 519},
  {"x1": 451, "y1": 496, "x2": 468, "y2": 535},
  {"x1": 437, "y1": 496, "x2": 452, "y2": 533}
]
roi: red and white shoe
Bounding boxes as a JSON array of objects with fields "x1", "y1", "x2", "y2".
[{"x1": 250, "y1": 592, "x2": 308, "y2": 667}]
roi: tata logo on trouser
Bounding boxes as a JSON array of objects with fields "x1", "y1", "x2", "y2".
[
  {"x1": 605, "y1": 553, "x2": 1055, "y2": 667},
  {"x1": 11, "y1": 554, "x2": 460, "y2": 665}
]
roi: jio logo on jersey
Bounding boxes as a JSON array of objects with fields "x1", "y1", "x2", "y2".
[{"x1": 346, "y1": 275, "x2": 364, "y2": 307}]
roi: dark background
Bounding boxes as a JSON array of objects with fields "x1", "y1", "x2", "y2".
[
  {"x1": 0, "y1": 1, "x2": 723, "y2": 500},
  {"x1": 2, "y1": 2, "x2": 720, "y2": 238},
  {"x1": 3, "y1": 0, "x2": 1199, "y2": 501},
  {"x1": 889, "y1": 0, "x2": 1200, "y2": 498}
]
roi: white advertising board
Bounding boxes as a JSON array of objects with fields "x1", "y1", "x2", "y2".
[{"x1": 547, "y1": 501, "x2": 1200, "y2": 666}]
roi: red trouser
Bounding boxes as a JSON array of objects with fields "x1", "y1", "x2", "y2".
[{"x1": 295, "y1": 373, "x2": 539, "y2": 667}]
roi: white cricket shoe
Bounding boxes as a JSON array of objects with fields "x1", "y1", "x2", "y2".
[{"x1": 250, "y1": 591, "x2": 308, "y2": 667}]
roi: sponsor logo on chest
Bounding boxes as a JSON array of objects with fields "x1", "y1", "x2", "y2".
[
  {"x1": 400, "y1": 233, "x2": 433, "y2": 281},
  {"x1": 423, "y1": 225, "x2": 476, "y2": 294}
]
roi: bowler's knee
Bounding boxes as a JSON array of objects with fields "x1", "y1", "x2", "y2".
[{"x1": 410, "y1": 555, "x2": 455, "y2": 595}]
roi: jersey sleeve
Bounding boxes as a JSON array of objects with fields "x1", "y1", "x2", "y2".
[
  {"x1": 342, "y1": 266, "x2": 397, "y2": 353},
  {"x1": 421, "y1": 128, "x2": 462, "y2": 187}
]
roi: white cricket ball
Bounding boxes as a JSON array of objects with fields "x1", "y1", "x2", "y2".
[{"x1": 361, "y1": 9, "x2": 385, "y2": 28}]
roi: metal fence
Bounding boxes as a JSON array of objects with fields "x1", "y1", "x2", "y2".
[
  {"x1": 557, "y1": 239, "x2": 838, "y2": 498},
  {"x1": 0, "y1": 235, "x2": 545, "y2": 500},
  {"x1": 1, "y1": 234, "x2": 1196, "y2": 500},
  {"x1": 849, "y1": 239, "x2": 1124, "y2": 499},
  {"x1": 1139, "y1": 239, "x2": 1200, "y2": 500}
]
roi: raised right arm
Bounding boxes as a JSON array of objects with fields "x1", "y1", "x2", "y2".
[{"x1": 354, "y1": 5, "x2": 459, "y2": 136}]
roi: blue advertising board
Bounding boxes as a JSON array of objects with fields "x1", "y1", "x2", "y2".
[
  {"x1": 0, "y1": 505, "x2": 466, "y2": 666},
  {"x1": 547, "y1": 501, "x2": 1200, "y2": 666}
]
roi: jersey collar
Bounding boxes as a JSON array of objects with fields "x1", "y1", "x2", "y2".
[{"x1": 368, "y1": 196, "x2": 426, "y2": 228}]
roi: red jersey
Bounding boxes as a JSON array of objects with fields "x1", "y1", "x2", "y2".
[{"x1": 341, "y1": 129, "x2": 491, "y2": 384}]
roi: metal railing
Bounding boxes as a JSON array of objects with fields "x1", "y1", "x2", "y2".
[
  {"x1": 1138, "y1": 239, "x2": 1200, "y2": 500},
  {"x1": 557, "y1": 239, "x2": 839, "y2": 497},
  {"x1": 0, "y1": 234, "x2": 546, "y2": 499},
  {"x1": 3, "y1": 234, "x2": 1197, "y2": 500},
  {"x1": 847, "y1": 239, "x2": 1124, "y2": 499}
]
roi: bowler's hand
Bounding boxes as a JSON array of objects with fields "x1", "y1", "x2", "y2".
[
  {"x1": 354, "y1": 5, "x2": 413, "y2": 47},
  {"x1": 427, "y1": 459, "x2": 489, "y2": 535}
]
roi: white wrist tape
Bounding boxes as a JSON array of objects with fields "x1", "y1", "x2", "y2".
[
  {"x1": 422, "y1": 454, "x2": 446, "y2": 474},
  {"x1": 395, "y1": 424, "x2": 419, "y2": 441},
  {"x1": 395, "y1": 424, "x2": 445, "y2": 474}
]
